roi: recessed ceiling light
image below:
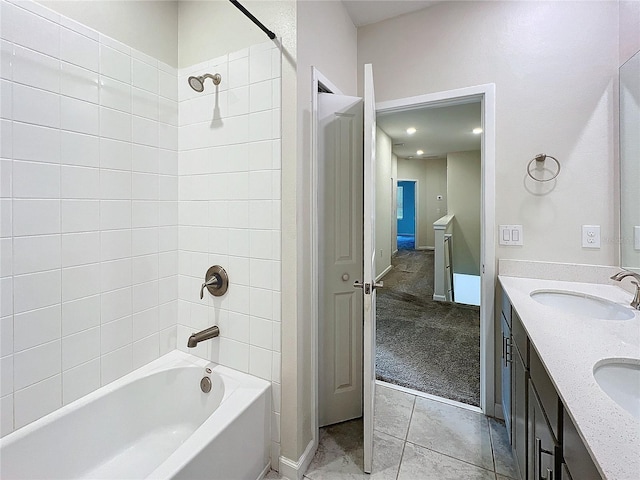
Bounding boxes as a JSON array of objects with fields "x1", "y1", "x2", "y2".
[
  {"x1": 417, "y1": 150, "x2": 424, "y2": 155},
  {"x1": 406, "y1": 127, "x2": 416, "y2": 135},
  {"x1": 473, "y1": 127, "x2": 483, "y2": 134}
]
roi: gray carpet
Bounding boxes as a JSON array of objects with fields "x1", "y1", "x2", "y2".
[{"x1": 375, "y1": 249, "x2": 481, "y2": 406}]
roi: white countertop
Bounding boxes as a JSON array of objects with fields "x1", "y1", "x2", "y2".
[{"x1": 499, "y1": 276, "x2": 640, "y2": 480}]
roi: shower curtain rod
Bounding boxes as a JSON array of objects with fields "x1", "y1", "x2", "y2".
[{"x1": 229, "y1": 0, "x2": 277, "y2": 40}]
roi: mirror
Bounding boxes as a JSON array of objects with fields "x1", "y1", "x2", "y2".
[{"x1": 620, "y1": 49, "x2": 640, "y2": 272}]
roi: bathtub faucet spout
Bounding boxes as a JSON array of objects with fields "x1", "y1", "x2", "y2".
[{"x1": 187, "y1": 326, "x2": 220, "y2": 348}]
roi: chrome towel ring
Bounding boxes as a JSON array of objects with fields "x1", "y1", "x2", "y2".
[{"x1": 527, "y1": 154, "x2": 560, "y2": 182}]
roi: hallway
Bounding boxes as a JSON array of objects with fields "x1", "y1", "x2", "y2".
[{"x1": 376, "y1": 250, "x2": 480, "y2": 406}]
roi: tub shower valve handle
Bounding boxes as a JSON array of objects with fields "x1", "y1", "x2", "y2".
[
  {"x1": 200, "y1": 275, "x2": 220, "y2": 299},
  {"x1": 200, "y1": 265, "x2": 229, "y2": 299}
]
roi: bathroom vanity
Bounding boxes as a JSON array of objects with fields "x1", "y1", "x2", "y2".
[{"x1": 499, "y1": 275, "x2": 640, "y2": 480}]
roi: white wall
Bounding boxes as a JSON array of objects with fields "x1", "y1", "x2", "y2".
[
  {"x1": 375, "y1": 126, "x2": 393, "y2": 278},
  {"x1": 176, "y1": 43, "x2": 282, "y2": 467},
  {"x1": 0, "y1": 0, "x2": 178, "y2": 435},
  {"x1": 178, "y1": 1, "x2": 295, "y2": 69},
  {"x1": 397, "y1": 157, "x2": 447, "y2": 248},
  {"x1": 285, "y1": 0, "x2": 357, "y2": 466},
  {"x1": 619, "y1": 0, "x2": 640, "y2": 65},
  {"x1": 38, "y1": 0, "x2": 179, "y2": 67},
  {"x1": 358, "y1": 0, "x2": 619, "y2": 266},
  {"x1": 447, "y1": 150, "x2": 481, "y2": 276}
]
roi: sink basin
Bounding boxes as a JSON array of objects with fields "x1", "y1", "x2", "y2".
[
  {"x1": 530, "y1": 290, "x2": 635, "y2": 320},
  {"x1": 593, "y1": 360, "x2": 640, "y2": 420}
]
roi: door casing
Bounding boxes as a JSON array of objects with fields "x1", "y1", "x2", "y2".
[{"x1": 376, "y1": 84, "x2": 497, "y2": 417}]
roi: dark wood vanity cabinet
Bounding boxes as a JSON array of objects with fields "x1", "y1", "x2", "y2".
[
  {"x1": 528, "y1": 379, "x2": 560, "y2": 480},
  {"x1": 500, "y1": 292, "x2": 602, "y2": 480},
  {"x1": 563, "y1": 410, "x2": 601, "y2": 480},
  {"x1": 500, "y1": 290, "x2": 513, "y2": 441},
  {"x1": 512, "y1": 312, "x2": 528, "y2": 480}
]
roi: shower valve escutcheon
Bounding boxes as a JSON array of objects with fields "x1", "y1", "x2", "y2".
[{"x1": 200, "y1": 265, "x2": 229, "y2": 299}]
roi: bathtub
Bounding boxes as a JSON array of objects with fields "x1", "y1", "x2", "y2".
[{"x1": 0, "y1": 350, "x2": 271, "y2": 479}]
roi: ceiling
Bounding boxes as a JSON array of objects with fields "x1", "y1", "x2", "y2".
[
  {"x1": 342, "y1": 0, "x2": 440, "y2": 27},
  {"x1": 377, "y1": 102, "x2": 482, "y2": 159}
]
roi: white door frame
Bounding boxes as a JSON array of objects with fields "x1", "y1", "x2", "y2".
[
  {"x1": 312, "y1": 77, "x2": 497, "y2": 470},
  {"x1": 376, "y1": 83, "x2": 496, "y2": 416},
  {"x1": 311, "y1": 67, "x2": 345, "y2": 452},
  {"x1": 396, "y1": 178, "x2": 419, "y2": 248}
]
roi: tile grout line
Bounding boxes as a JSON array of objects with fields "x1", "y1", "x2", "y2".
[
  {"x1": 396, "y1": 392, "x2": 418, "y2": 480},
  {"x1": 487, "y1": 417, "x2": 498, "y2": 477},
  {"x1": 403, "y1": 438, "x2": 498, "y2": 476}
]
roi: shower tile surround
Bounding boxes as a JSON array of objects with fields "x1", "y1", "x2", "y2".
[
  {"x1": 0, "y1": 0, "x2": 282, "y2": 462},
  {"x1": 176, "y1": 40, "x2": 282, "y2": 467}
]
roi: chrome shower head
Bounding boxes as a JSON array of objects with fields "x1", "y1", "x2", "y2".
[{"x1": 187, "y1": 73, "x2": 222, "y2": 92}]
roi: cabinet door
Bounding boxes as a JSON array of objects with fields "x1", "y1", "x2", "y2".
[
  {"x1": 563, "y1": 409, "x2": 602, "y2": 479},
  {"x1": 501, "y1": 313, "x2": 512, "y2": 442},
  {"x1": 513, "y1": 343, "x2": 528, "y2": 480},
  {"x1": 528, "y1": 379, "x2": 559, "y2": 480}
]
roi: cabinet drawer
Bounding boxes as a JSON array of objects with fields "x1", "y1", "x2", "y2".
[
  {"x1": 563, "y1": 410, "x2": 602, "y2": 480},
  {"x1": 512, "y1": 311, "x2": 528, "y2": 368},
  {"x1": 501, "y1": 288, "x2": 512, "y2": 327},
  {"x1": 530, "y1": 346, "x2": 560, "y2": 441}
]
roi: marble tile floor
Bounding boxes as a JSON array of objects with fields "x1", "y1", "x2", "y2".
[{"x1": 268, "y1": 384, "x2": 519, "y2": 480}]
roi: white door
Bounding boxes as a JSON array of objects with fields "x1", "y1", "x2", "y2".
[
  {"x1": 318, "y1": 93, "x2": 364, "y2": 427},
  {"x1": 361, "y1": 63, "x2": 377, "y2": 474}
]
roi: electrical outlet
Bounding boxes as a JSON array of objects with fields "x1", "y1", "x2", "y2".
[{"x1": 582, "y1": 225, "x2": 601, "y2": 248}]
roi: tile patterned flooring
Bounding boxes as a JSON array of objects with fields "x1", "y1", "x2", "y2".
[{"x1": 299, "y1": 385, "x2": 519, "y2": 480}]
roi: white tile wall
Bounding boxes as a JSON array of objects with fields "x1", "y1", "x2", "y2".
[
  {"x1": 177, "y1": 42, "x2": 282, "y2": 466},
  {"x1": 1, "y1": 0, "x2": 178, "y2": 435},
  {"x1": 2, "y1": 3, "x2": 281, "y2": 466}
]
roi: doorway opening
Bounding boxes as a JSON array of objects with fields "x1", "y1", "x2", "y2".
[
  {"x1": 375, "y1": 100, "x2": 483, "y2": 408},
  {"x1": 311, "y1": 70, "x2": 496, "y2": 476},
  {"x1": 396, "y1": 180, "x2": 417, "y2": 251}
]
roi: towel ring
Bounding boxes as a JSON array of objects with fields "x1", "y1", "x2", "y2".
[{"x1": 527, "y1": 154, "x2": 560, "y2": 182}]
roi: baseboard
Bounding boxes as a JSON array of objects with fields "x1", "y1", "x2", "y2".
[
  {"x1": 279, "y1": 439, "x2": 316, "y2": 480},
  {"x1": 257, "y1": 462, "x2": 271, "y2": 480},
  {"x1": 494, "y1": 403, "x2": 504, "y2": 420},
  {"x1": 433, "y1": 294, "x2": 447, "y2": 302},
  {"x1": 376, "y1": 264, "x2": 392, "y2": 282},
  {"x1": 416, "y1": 246, "x2": 434, "y2": 251}
]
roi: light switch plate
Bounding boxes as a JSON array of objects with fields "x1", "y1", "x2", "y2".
[
  {"x1": 499, "y1": 225, "x2": 523, "y2": 246},
  {"x1": 634, "y1": 226, "x2": 640, "y2": 251},
  {"x1": 582, "y1": 225, "x2": 601, "y2": 248}
]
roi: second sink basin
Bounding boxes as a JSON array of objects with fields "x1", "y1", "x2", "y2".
[
  {"x1": 530, "y1": 290, "x2": 635, "y2": 320},
  {"x1": 594, "y1": 359, "x2": 640, "y2": 420}
]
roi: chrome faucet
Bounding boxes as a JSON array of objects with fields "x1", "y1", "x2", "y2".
[
  {"x1": 610, "y1": 270, "x2": 640, "y2": 310},
  {"x1": 187, "y1": 326, "x2": 220, "y2": 348}
]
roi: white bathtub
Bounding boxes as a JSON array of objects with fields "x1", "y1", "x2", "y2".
[{"x1": 0, "y1": 350, "x2": 271, "y2": 479}]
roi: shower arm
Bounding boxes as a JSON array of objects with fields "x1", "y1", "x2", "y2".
[{"x1": 229, "y1": 0, "x2": 276, "y2": 40}]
